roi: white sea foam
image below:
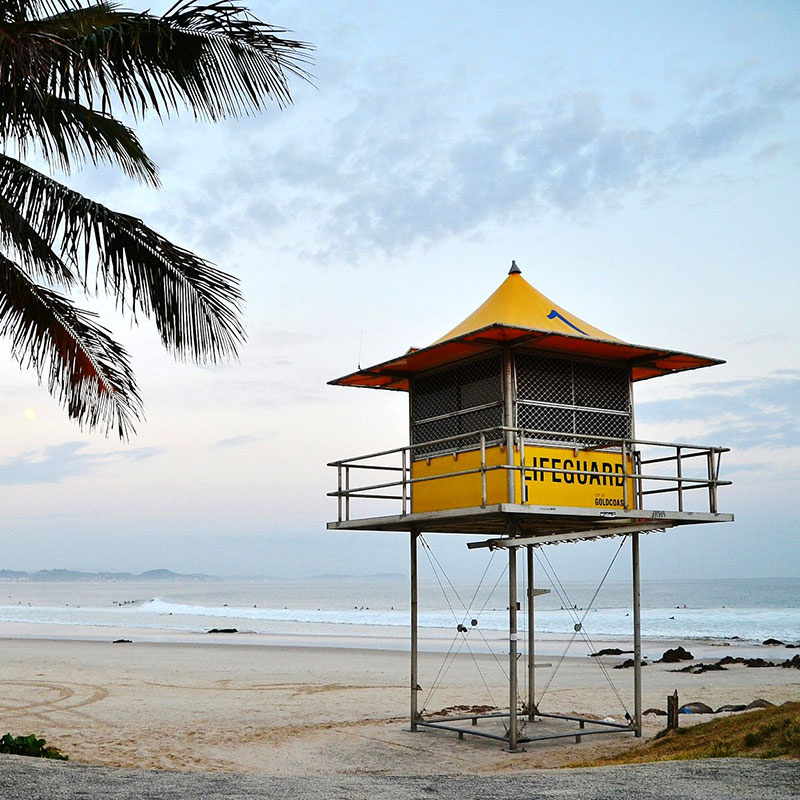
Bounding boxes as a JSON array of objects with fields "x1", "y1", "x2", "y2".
[{"x1": 0, "y1": 593, "x2": 797, "y2": 643}]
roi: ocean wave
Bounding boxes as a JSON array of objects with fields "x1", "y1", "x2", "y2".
[{"x1": 0, "y1": 597, "x2": 797, "y2": 643}]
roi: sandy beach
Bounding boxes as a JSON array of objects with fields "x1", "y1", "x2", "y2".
[{"x1": 1, "y1": 631, "x2": 797, "y2": 775}]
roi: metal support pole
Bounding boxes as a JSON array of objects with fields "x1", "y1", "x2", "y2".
[
  {"x1": 337, "y1": 465, "x2": 342, "y2": 522},
  {"x1": 345, "y1": 466, "x2": 350, "y2": 521},
  {"x1": 503, "y1": 350, "x2": 516, "y2": 504},
  {"x1": 410, "y1": 528, "x2": 419, "y2": 731},
  {"x1": 622, "y1": 440, "x2": 629, "y2": 510},
  {"x1": 480, "y1": 432, "x2": 487, "y2": 507},
  {"x1": 526, "y1": 545, "x2": 535, "y2": 720},
  {"x1": 632, "y1": 532, "x2": 642, "y2": 737},
  {"x1": 401, "y1": 449, "x2": 407, "y2": 516},
  {"x1": 508, "y1": 545, "x2": 519, "y2": 750},
  {"x1": 707, "y1": 451, "x2": 717, "y2": 513}
]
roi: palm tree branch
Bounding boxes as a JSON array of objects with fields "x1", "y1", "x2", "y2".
[
  {"x1": 0, "y1": 251, "x2": 142, "y2": 437},
  {"x1": 0, "y1": 88, "x2": 160, "y2": 183},
  {"x1": 1, "y1": 1, "x2": 313, "y2": 122},
  {"x1": 0, "y1": 192, "x2": 75, "y2": 284},
  {"x1": 0, "y1": 153, "x2": 244, "y2": 361}
]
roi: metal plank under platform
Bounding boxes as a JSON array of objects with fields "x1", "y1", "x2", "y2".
[{"x1": 326, "y1": 503, "x2": 733, "y2": 541}]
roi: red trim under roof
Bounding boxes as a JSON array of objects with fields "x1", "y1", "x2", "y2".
[{"x1": 330, "y1": 323, "x2": 723, "y2": 391}]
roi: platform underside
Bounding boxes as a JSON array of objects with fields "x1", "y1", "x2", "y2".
[{"x1": 327, "y1": 504, "x2": 733, "y2": 544}]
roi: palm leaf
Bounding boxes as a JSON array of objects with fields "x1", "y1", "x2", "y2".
[
  {"x1": 0, "y1": 153, "x2": 245, "y2": 362},
  {"x1": 0, "y1": 90, "x2": 160, "y2": 183},
  {"x1": 0, "y1": 0, "x2": 313, "y2": 124},
  {"x1": 0, "y1": 193, "x2": 74, "y2": 284},
  {"x1": 0, "y1": 252, "x2": 142, "y2": 438}
]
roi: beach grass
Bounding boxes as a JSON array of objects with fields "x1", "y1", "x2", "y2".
[{"x1": 569, "y1": 701, "x2": 800, "y2": 766}]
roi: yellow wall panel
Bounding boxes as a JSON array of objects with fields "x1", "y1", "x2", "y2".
[{"x1": 411, "y1": 444, "x2": 635, "y2": 513}]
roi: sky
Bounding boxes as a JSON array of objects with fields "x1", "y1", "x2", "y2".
[{"x1": 1, "y1": 0, "x2": 798, "y2": 581}]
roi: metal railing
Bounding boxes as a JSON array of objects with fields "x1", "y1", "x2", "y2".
[{"x1": 327, "y1": 426, "x2": 730, "y2": 523}]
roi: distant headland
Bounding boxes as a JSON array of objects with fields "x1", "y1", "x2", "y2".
[
  {"x1": 0, "y1": 569, "x2": 408, "y2": 582},
  {"x1": 0, "y1": 569, "x2": 213, "y2": 582}
]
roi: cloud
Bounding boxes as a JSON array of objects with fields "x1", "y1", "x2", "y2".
[
  {"x1": 158, "y1": 62, "x2": 798, "y2": 261},
  {"x1": 0, "y1": 442, "x2": 162, "y2": 486},
  {"x1": 637, "y1": 370, "x2": 800, "y2": 450},
  {"x1": 209, "y1": 435, "x2": 261, "y2": 450}
]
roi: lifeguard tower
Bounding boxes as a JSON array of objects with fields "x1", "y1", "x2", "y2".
[{"x1": 328, "y1": 262, "x2": 732, "y2": 750}]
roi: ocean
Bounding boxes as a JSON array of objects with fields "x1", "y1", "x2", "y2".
[{"x1": 0, "y1": 575, "x2": 797, "y2": 650}]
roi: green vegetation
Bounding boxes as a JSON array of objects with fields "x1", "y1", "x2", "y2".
[
  {"x1": 0, "y1": 733, "x2": 67, "y2": 760},
  {"x1": 572, "y1": 701, "x2": 800, "y2": 766}
]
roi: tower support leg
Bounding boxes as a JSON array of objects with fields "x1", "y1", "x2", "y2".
[
  {"x1": 526, "y1": 544, "x2": 535, "y2": 720},
  {"x1": 632, "y1": 532, "x2": 642, "y2": 737},
  {"x1": 411, "y1": 528, "x2": 419, "y2": 731},
  {"x1": 508, "y1": 545, "x2": 519, "y2": 750}
]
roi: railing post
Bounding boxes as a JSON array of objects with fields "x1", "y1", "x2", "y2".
[
  {"x1": 345, "y1": 465, "x2": 350, "y2": 521},
  {"x1": 635, "y1": 450, "x2": 643, "y2": 510},
  {"x1": 480, "y1": 432, "x2": 487, "y2": 508},
  {"x1": 402, "y1": 449, "x2": 408, "y2": 516},
  {"x1": 707, "y1": 451, "x2": 717, "y2": 513},
  {"x1": 337, "y1": 464, "x2": 342, "y2": 522},
  {"x1": 676, "y1": 446, "x2": 683, "y2": 512},
  {"x1": 519, "y1": 433, "x2": 526, "y2": 505},
  {"x1": 622, "y1": 440, "x2": 629, "y2": 510}
]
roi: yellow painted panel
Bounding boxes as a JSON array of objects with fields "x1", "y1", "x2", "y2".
[
  {"x1": 522, "y1": 445, "x2": 635, "y2": 511},
  {"x1": 411, "y1": 444, "x2": 635, "y2": 513},
  {"x1": 411, "y1": 445, "x2": 508, "y2": 513}
]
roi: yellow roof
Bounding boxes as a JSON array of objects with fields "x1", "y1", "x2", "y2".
[
  {"x1": 432, "y1": 262, "x2": 619, "y2": 345},
  {"x1": 330, "y1": 261, "x2": 724, "y2": 391}
]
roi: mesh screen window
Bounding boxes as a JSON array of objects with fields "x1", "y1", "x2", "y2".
[
  {"x1": 516, "y1": 354, "x2": 631, "y2": 446},
  {"x1": 410, "y1": 356, "x2": 503, "y2": 458}
]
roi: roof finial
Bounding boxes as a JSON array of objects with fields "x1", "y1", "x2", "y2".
[{"x1": 509, "y1": 260, "x2": 521, "y2": 275}]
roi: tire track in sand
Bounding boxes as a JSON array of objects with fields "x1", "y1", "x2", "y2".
[{"x1": 0, "y1": 680, "x2": 109, "y2": 724}]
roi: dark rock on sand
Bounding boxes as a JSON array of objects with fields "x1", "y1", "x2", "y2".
[
  {"x1": 762, "y1": 638, "x2": 784, "y2": 646},
  {"x1": 746, "y1": 698, "x2": 775, "y2": 710},
  {"x1": 112, "y1": 639, "x2": 132, "y2": 644},
  {"x1": 589, "y1": 648, "x2": 633, "y2": 657},
  {"x1": 715, "y1": 656, "x2": 776, "y2": 668},
  {"x1": 657, "y1": 646, "x2": 693, "y2": 663},
  {"x1": 207, "y1": 628, "x2": 238, "y2": 634},
  {"x1": 613, "y1": 658, "x2": 647, "y2": 669},
  {"x1": 679, "y1": 701, "x2": 714, "y2": 714},
  {"x1": 672, "y1": 662, "x2": 726, "y2": 674},
  {"x1": 715, "y1": 704, "x2": 747, "y2": 713},
  {"x1": 782, "y1": 654, "x2": 800, "y2": 669},
  {"x1": 643, "y1": 707, "x2": 667, "y2": 716}
]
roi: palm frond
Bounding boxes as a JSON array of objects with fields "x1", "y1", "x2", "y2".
[
  {"x1": 0, "y1": 0, "x2": 313, "y2": 125},
  {"x1": 0, "y1": 252, "x2": 142, "y2": 438},
  {"x1": 0, "y1": 90, "x2": 160, "y2": 183},
  {"x1": 0, "y1": 193, "x2": 74, "y2": 284},
  {"x1": 0, "y1": 153, "x2": 244, "y2": 362}
]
